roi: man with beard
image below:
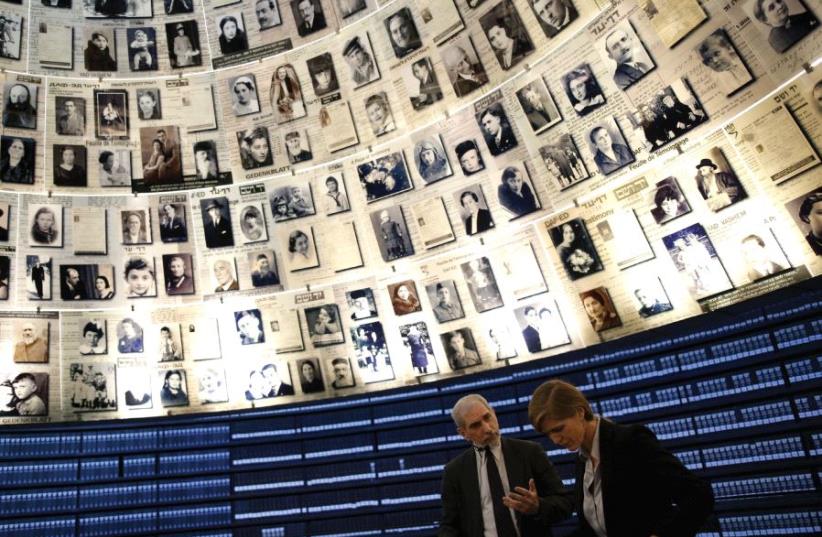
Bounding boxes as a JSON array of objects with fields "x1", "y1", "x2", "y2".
[
  {"x1": 13, "y1": 323, "x2": 48, "y2": 363},
  {"x1": 3, "y1": 84, "x2": 36, "y2": 129},
  {"x1": 439, "y1": 394, "x2": 572, "y2": 536},
  {"x1": 251, "y1": 253, "x2": 279, "y2": 287}
]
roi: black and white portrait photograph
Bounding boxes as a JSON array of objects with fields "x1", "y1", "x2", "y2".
[
  {"x1": 695, "y1": 29, "x2": 754, "y2": 96},
  {"x1": 116, "y1": 318, "x2": 143, "y2": 354},
  {"x1": 3, "y1": 82, "x2": 37, "y2": 129},
  {"x1": 98, "y1": 147, "x2": 131, "y2": 186},
  {"x1": 514, "y1": 300, "x2": 570, "y2": 352},
  {"x1": 77, "y1": 318, "x2": 108, "y2": 356},
  {"x1": 337, "y1": 0, "x2": 366, "y2": 18},
  {"x1": 94, "y1": 89, "x2": 128, "y2": 140},
  {"x1": 135, "y1": 88, "x2": 161, "y2": 120},
  {"x1": 650, "y1": 177, "x2": 691, "y2": 225},
  {"x1": 297, "y1": 358, "x2": 325, "y2": 394},
  {"x1": 326, "y1": 357, "x2": 355, "y2": 390},
  {"x1": 217, "y1": 14, "x2": 249, "y2": 54},
  {"x1": 548, "y1": 218, "x2": 604, "y2": 281},
  {"x1": 0, "y1": 255, "x2": 7, "y2": 300},
  {"x1": 254, "y1": 0, "x2": 281, "y2": 29},
  {"x1": 539, "y1": 134, "x2": 589, "y2": 190},
  {"x1": 479, "y1": 2, "x2": 534, "y2": 71},
  {"x1": 200, "y1": 197, "x2": 234, "y2": 249},
  {"x1": 0, "y1": 136, "x2": 36, "y2": 185},
  {"x1": 197, "y1": 366, "x2": 229, "y2": 404},
  {"x1": 0, "y1": 201, "x2": 8, "y2": 242},
  {"x1": 244, "y1": 361, "x2": 294, "y2": 400},
  {"x1": 441, "y1": 327, "x2": 481, "y2": 371},
  {"x1": 292, "y1": 0, "x2": 327, "y2": 37},
  {"x1": 25, "y1": 255, "x2": 52, "y2": 300},
  {"x1": 124, "y1": 256, "x2": 157, "y2": 298},
  {"x1": 743, "y1": 0, "x2": 818, "y2": 54},
  {"x1": 662, "y1": 223, "x2": 733, "y2": 299},
  {"x1": 239, "y1": 203, "x2": 268, "y2": 244},
  {"x1": 52, "y1": 145, "x2": 87, "y2": 188},
  {"x1": 69, "y1": 363, "x2": 115, "y2": 411},
  {"x1": 693, "y1": 148, "x2": 747, "y2": 212},
  {"x1": 120, "y1": 209, "x2": 151, "y2": 245},
  {"x1": 370, "y1": 206, "x2": 414, "y2": 262},
  {"x1": 385, "y1": 7, "x2": 422, "y2": 58},
  {"x1": 400, "y1": 322, "x2": 438, "y2": 375},
  {"x1": 211, "y1": 257, "x2": 239, "y2": 292},
  {"x1": 158, "y1": 201, "x2": 187, "y2": 243},
  {"x1": 738, "y1": 229, "x2": 790, "y2": 283},
  {"x1": 455, "y1": 185, "x2": 494, "y2": 236},
  {"x1": 597, "y1": 19, "x2": 655, "y2": 90},
  {"x1": 126, "y1": 27, "x2": 157, "y2": 72},
  {"x1": 229, "y1": 75, "x2": 260, "y2": 116},
  {"x1": 476, "y1": 102, "x2": 518, "y2": 156},
  {"x1": 270, "y1": 184, "x2": 316, "y2": 222},
  {"x1": 306, "y1": 53, "x2": 339, "y2": 97},
  {"x1": 84, "y1": 0, "x2": 152, "y2": 17},
  {"x1": 562, "y1": 63, "x2": 606, "y2": 116},
  {"x1": 284, "y1": 130, "x2": 313, "y2": 165},
  {"x1": 364, "y1": 92, "x2": 396, "y2": 137},
  {"x1": 235, "y1": 309, "x2": 265, "y2": 345},
  {"x1": 162, "y1": 253, "x2": 195, "y2": 295},
  {"x1": 461, "y1": 257, "x2": 503, "y2": 313},
  {"x1": 485, "y1": 324, "x2": 517, "y2": 360},
  {"x1": 455, "y1": 139, "x2": 485, "y2": 176},
  {"x1": 83, "y1": 29, "x2": 117, "y2": 71},
  {"x1": 165, "y1": 0, "x2": 193, "y2": 14},
  {"x1": 413, "y1": 135, "x2": 452, "y2": 184},
  {"x1": 247, "y1": 250, "x2": 280, "y2": 288},
  {"x1": 305, "y1": 304, "x2": 345, "y2": 347},
  {"x1": 158, "y1": 324, "x2": 183, "y2": 362},
  {"x1": 10, "y1": 318, "x2": 49, "y2": 363},
  {"x1": 283, "y1": 227, "x2": 319, "y2": 272},
  {"x1": 528, "y1": 0, "x2": 578, "y2": 38},
  {"x1": 55, "y1": 97, "x2": 86, "y2": 136},
  {"x1": 440, "y1": 34, "x2": 488, "y2": 98},
  {"x1": 343, "y1": 33, "x2": 380, "y2": 88},
  {"x1": 631, "y1": 277, "x2": 673, "y2": 318},
  {"x1": 426, "y1": 280, "x2": 465, "y2": 323},
  {"x1": 166, "y1": 20, "x2": 202, "y2": 68},
  {"x1": 497, "y1": 165, "x2": 540, "y2": 219},
  {"x1": 121, "y1": 367, "x2": 151, "y2": 409},
  {"x1": 0, "y1": 12, "x2": 21, "y2": 60},
  {"x1": 270, "y1": 64, "x2": 307, "y2": 124},
  {"x1": 357, "y1": 152, "x2": 412, "y2": 202},
  {"x1": 237, "y1": 127, "x2": 273, "y2": 170},
  {"x1": 404, "y1": 57, "x2": 443, "y2": 110},
  {"x1": 580, "y1": 287, "x2": 622, "y2": 332},
  {"x1": 318, "y1": 173, "x2": 350, "y2": 215},
  {"x1": 785, "y1": 187, "x2": 822, "y2": 256},
  {"x1": 61, "y1": 264, "x2": 115, "y2": 301},
  {"x1": 586, "y1": 117, "x2": 635, "y2": 176},
  {"x1": 192, "y1": 140, "x2": 219, "y2": 181},
  {"x1": 515, "y1": 78, "x2": 561, "y2": 134},
  {"x1": 351, "y1": 321, "x2": 394, "y2": 383},
  {"x1": 28, "y1": 204, "x2": 62, "y2": 248},
  {"x1": 631, "y1": 80, "x2": 707, "y2": 150},
  {"x1": 159, "y1": 369, "x2": 188, "y2": 407},
  {"x1": 347, "y1": 287, "x2": 377, "y2": 320}
]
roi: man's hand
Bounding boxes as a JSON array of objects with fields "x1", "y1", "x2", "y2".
[{"x1": 502, "y1": 478, "x2": 539, "y2": 515}]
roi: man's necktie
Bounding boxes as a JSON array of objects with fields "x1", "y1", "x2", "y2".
[{"x1": 479, "y1": 447, "x2": 518, "y2": 537}]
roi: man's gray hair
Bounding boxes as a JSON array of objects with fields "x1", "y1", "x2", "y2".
[{"x1": 450, "y1": 393, "x2": 492, "y2": 428}]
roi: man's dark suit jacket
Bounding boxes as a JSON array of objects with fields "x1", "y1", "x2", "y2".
[
  {"x1": 464, "y1": 209, "x2": 493, "y2": 235},
  {"x1": 569, "y1": 419, "x2": 714, "y2": 537},
  {"x1": 485, "y1": 125, "x2": 517, "y2": 156},
  {"x1": 613, "y1": 62, "x2": 650, "y2": 90},
  {"x1": 439, "y1": 437, "x2": 572, "y2": 536},
  {"x1": 160, "y1": 217, "x2": 187, "y2": 242},
  {"x1": 522, "y1": 325, "x2": 540, "y2": 353},
  {"x1": 204, "y1": 218, "x2": 233, "y2": 248}
]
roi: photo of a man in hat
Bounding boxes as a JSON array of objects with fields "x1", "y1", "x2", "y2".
[
  {"x1": 342, "y1": 35, "x2": 379, "y2": 87},
  {"x1": 694, "y1": 154, "x2": 746, "y2": 212},
  {"x1": 200, "y1": 197, "x2": 234, "y2": 248}
]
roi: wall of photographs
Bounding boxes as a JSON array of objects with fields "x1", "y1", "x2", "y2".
[{"x1": 0, "y1": 0, "x2": 820, "y2": 425}]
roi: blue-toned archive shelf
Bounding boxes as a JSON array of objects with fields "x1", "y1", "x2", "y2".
[{"x1": 0, "y1": 281, "x2": 820, "y2": 536}]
